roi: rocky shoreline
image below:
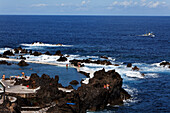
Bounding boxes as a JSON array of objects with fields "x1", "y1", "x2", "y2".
[
  {"x1": 1, "y1": 46, "x2": 168, "y2": 112},
  {"x1": 1, "y1": 69, "x2": 131, "y2": 113}
]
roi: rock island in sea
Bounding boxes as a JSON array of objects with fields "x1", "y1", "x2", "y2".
[{"x1": 0, "y1": 46, "x2": 131, "y2": 113}]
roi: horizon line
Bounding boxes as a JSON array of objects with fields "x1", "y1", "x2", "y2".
[{"x1": 0, "y1": 14, "x2": 170, "y2": 17}]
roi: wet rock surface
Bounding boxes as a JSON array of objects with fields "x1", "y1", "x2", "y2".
[
  {"x1": 13, "y1": 69, "x2": 130, "y2": 113},
  {"x1": 31, "y1": 51, "x2": 42, "y2": 56},
  {"x1": 3, "y1": 50, "x2": 14, "y2": 56},
  {"x1": 57, "y1": 56, "x2": 67, "y2": 62},
  {"x1": 17, "y1": 60, "x2": 29, "y2": 66},
  {"x1": 55, "y1": 50, "x2": 63, "y2": 56},
  {"x1": 160, "y1": 61, "x2": 170, "y2": 68},
  {"x1": 47, "y1": 69, "x2": 130, "y2": 113},
  {"x1": 127, "y1": 63, "x2": 132, "y2": 67},
  {"x1": 0, "y1": 60, "x2": 12, "y2": 65},
  {"x1": 132, "y1": 66, "x2": 139, "y2": 71},
  {"x1": 70, "y1": 59, "x2": 112, "y2": 66}
]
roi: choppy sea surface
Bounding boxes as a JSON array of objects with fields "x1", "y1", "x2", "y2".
[{"x1": 0, "y1": 15, "x2": 170, "y2": 112}]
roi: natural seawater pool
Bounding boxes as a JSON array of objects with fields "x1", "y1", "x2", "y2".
[{"x1": 0, "y1": 62, "x2": 86, "y2": 89}]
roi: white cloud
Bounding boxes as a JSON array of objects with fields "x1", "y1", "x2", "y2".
[
  {"x1": 141, "y1": 1, "x2": 166, "y2": 8},
  {"x1": 81, "y1": 0, "x2": 91, "y2": 5},
  {"x1": 107, "y1": 0, "x2": 167, "y2": 9},
  {"x1": 82, "y1": 1, "x2": 86, "y2": 5},
  {"x1": 31, "y1": 4, "x2": 48, "y2": 7},
  {"x1": 61, "y1": 3, "x2": 65, "y2": 6}
]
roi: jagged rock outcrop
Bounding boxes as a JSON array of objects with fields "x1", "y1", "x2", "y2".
[
  {"x1": 132, "y1": 66, "x2": 139, "y2": 71},
  {"x1": 70, "y1": 59, "x2": 112, "y2": 66},
  {"x1": 127, "y1": 63, "x2": 132, "y2": 67},
  {"x1": 57, "y1": 56, "x2": 67, "y2": 62},
  {"x1": 3, "y1": 50, "x2": 14, "y2": 56},
  {"x1": 47, "y1": 69, "x2": 130, "y2": 113},
  {"x1": 55, "y1": 50, "x2": 63, "y2": 56},
  {"x1": 160, "y1": 61, "x2": 170, "y2": 68},
  {"x1": 14, "y1": 69, "x2": 130, "y2": 113},
  {"x1": 44, "y1": 51, "x2": 51, "y2": 55},
  {"x1": 31, "y1": 51, "x2": 42, "y2": 56}
]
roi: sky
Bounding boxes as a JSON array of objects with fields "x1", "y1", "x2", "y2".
[{"x1": 0, "y1": 0, "x2": 170, "y2": 16}]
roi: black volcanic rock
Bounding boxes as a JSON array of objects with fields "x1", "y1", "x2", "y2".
[
  {"x1": 160, "y1": 61, "x2": 170, "y2": 68},
  {"x1": 100, "y1": 56, "x2": 108, "y2": 59},
  {"x1": 127, "y1": 63, "x2": 132, "y2": 67},
  {"x1": 14, "y1": 69, "x2": 130, "y2": 113},
  {"x1": 20, "y1": 49, "x2": 28, "y2": 54},
  {"x1": 44, "y1": 51, "x2": 51, "y2": 55},
  {"x1": 132, "y1": 66, "x2": 139, "y2": 71},
  {"x1": 19, "y1": 55, "x2": 26, "y2": 60},
  {"x1": 29, "y1": 50, "x2": 32, "y2": 54},
  {"x1": 14, "y1": 48, "x2": 19, "y2": 54},
  {"x1": 47, "y1": 69, "x2": 130, "y2": 113},
  {"x1": 3, "y1": 50, "x2": 14, "y2": 56},
  {"x1": 70, "y1": 80, "x2": 79, "y2": 85},
  {"x1": 0, "y1": 60, "x2": 12, "y2": 65},
  {"x1": 70, "y1": 59, "x2": 112, "y2": 66},
  {"x1": 31, "y1": 51, "x2": 42, "y2": 56},
  {"x1": 55, "y1": 50, "x2": 63, "y2": 56},
  {"x1": 57, "y1": 56, "x2": 67, "y2": 62},
  {"x1": 17, "y1": 60, "x2": 29, "y2": 66}
]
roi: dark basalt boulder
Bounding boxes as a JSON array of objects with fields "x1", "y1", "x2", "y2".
[
  {"x1": 17, "y1": 60, "x2": 29, "y2": 66},
  {"x1": 31, "y1": 51, "x2": 42, "y2": 56},
  {"x1": 70, "y1": 80, "x2": 79, "y2": 85},
  {"x1": 3, "y1": 50, "x2": 14, "y2": 56},
  {"x1": 132, "y1": 66, "x2": 139, "y2": 71},
  {"x1": 55, "y1": 50, "x2": 63, "y2": 56},
  {"x1": 44, "y1": 51, "x2": 51, "y2": 55},
  {"x1": 70, "y1": 59, "x2": 112, "y2": 66},
  {"x1": 57, "y1": 56, "x2": 67, "y2": 62},
  {"x1": 127, "y1": 63, "x2": 132, "y2": 67},
  {"x1": 100, "y1": 56, "x2": 108, "y2": 59},
  {"x1": 14, "y1": 48, "x2": 19, "y2": 54},
  {"x1": 19, "y1": 55, "x2": 26, "y2": 60},
  {"x1": 0, "y1": 60, "x2": 8, "y2": 64},
  {"x1": 160, "y1": 61, "x2": 170, "y2": 68},
  {"x1": 20, "y1": 49, "x2": 28, "y2": 54},
  {"x1": 29, "y1": 50, "x2": 32, "y2": 54},
  {"x1": 0, "y1": 60, "x2": 12, "y2": 65}
]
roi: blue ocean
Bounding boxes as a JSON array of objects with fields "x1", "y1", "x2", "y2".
[{"x1": 0, "y1": 15, "x2": 170, "y2": 112}]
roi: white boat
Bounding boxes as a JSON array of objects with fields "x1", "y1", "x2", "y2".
[{"x1": 141, "y1": 32, "x2": 155, "y2": 38}]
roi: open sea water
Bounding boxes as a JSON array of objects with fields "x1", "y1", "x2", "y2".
[{"x1": 0, "y1": 15, "x2": 170, "y2": 112}]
